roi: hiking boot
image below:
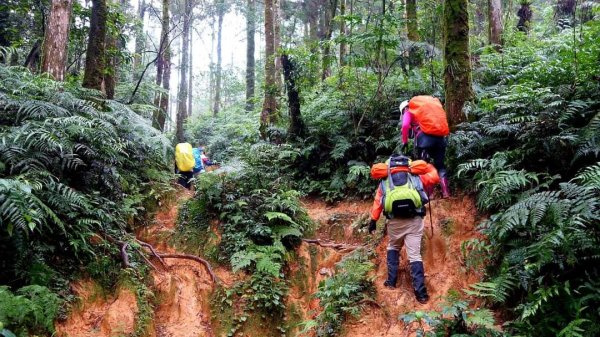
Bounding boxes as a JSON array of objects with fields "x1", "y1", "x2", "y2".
[
  {"x1": 416, "y1": 294, "x2": 429, "y2": 304},
  {"x1": 384, "y1": 250, "x2": 399, "y2": 288},
  {"x1": 410, "y1": 261, "x2": 429, "y2": 302}
]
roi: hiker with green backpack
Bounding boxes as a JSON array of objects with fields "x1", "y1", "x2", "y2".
[{"x1": 368, "y1": 154, "x2": 440, "y2": 304}]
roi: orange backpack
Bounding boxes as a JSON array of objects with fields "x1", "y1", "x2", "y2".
[
  {"x1": 370, "y1": 160, "x2": 435, "y2": 179},
  {"x1": 408, "y1": 96, "x2": 450, "y2": 137}
]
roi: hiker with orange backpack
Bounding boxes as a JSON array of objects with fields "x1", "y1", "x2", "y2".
[
  {"x1": 368, "y1": 154, "x2": 440, "y2": 304},
  {"x1": 399, "y1": 96, "x2": 450, "y2": 198}
]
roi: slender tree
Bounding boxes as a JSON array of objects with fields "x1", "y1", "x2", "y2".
[
  {"x1": 246, "y1": 0, "x2": 256, "y2": 112},
  {"x1": 83, "y1": 0, "x2": 108, "y2": 91},
  {"x1": 153, "y1": 0, "x2": 170, "y2": 131},
  {"x1": 260, "y1": 0, "x2": 277, "y2": 139},
  {"x1": 176, "y1": 0, "x2": 191, "y2": 142},
  {"x1": 517, "y1": 0, "x2": 532, "y2": 32},
  {"x1": 188, "y1": 17, "x2": 193, "y2": 117},
  {"x1": 273, "y1": 0, "x2": 282, "y2": 91},
  {"x1": 133, "y1": 0, "x2": 146, "y2": 77},
  {"x1": 159, "y1": 42, "x2": 171, "y2": 130},
  {"x1": 41, "y1": 0, "x2": 73, "y2": 81},
  {"x1": 339, "y1": 0, "x2": 347, "y2": 66},
  {"x1": 556, "y1": 0, "x2": 575, "y2": 28},
  {"x1": 488, "y1": 0, "x2": 503, "y2": 48},
  {"x1": 443, "y1": 0, "x2": 473, "y2": 127},
  {"x1": 282, "y1": 54, "x2": 305, "y2": 139},
  {"x1": 320, "y1": 0, "x2": 338, "y2": 80},
  {"x1": 213, "y1": 0, "x2": 224, "y2": 116},
  {"x1": 406, "y1": 0, "x2": 419, "y2": 41}
]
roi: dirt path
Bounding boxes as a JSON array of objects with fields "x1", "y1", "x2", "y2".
[
  {"x1": 57, "y1": 191, "x2": 483, "y2": 337},
  {"x1": 57, "y1": 190, "x2": 218, "y2": 337},
  {"x1": 297, "y1": 195, "x2": 484, "y2": 337}
]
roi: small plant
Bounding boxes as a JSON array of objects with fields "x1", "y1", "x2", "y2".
[
  {"x1": 302, "y1": 249, "x2": 375, "y2": 336},
  {"x1": 400, "y1": 291, "x2": 504, "y2": 337},
  {"x1": 0, "y1": 285, "x2": 62, "y2": 337}
]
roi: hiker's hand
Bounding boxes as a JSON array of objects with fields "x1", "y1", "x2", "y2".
[
  {"x1": 368, "y1": 220, "x2": 377, "y2": 234},
  {"x1": 401, "y1": 143, "x2": 408, "y2": 154}
]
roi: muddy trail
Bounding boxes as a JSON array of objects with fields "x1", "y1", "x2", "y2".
[{"x1": 56, "y1": 192, "x2": 484, "y2": 337}]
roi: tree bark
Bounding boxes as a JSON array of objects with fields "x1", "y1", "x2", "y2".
[
  {"x1": 245, "y1": 0, "x2": 256, "y2": 112},
  {"x1": 282, "y1": 54, "x2": 305, "y2": 139},
  {"x1": 213, "y1": 0, "x2": 224, "y2": 116},
  {"x1": 488, "y1": 0, "x2": 503, "y2": 49},
  {"x1": 406, "y1": 0, "x2": 419, "y2": 41},
  {"x1": 306, "y1": 0, "x2": 319, "y2": 50},
  {"x1": 273, "y1": 0, "x2": 282, "y2": 92},
  {"x1": 41, "y1": 0, "x2": 73, "y2": 81},
  {"x1": 133, "y1": 0, "x2": 146, "y2": 79},
  {"x1": 83, "y1": 0, "x2": 108, "y2": 91},
  {"x1": 260, "y1": 0, "x2": 278, "y2": 139},
  {"x1": 153, "y1": 0, "x2": 170, "y2": 131},
  {"x1": 321, "y1": 0, "x2": 338, "y2": 80},
  {"x1": 159, "y1": 45, "x2": 170, "y2": 130},
  {"x1": 443, "y1": 0, "x2": 473, "y2": 128},
  {"x1": 517, "y1": 1, "x2": 532, "y2": 32},
  {"x1": 176, "y1": 0, "x2": 191, "y2": 143},
  {"x1": 556, "y1": 0, "x2": 575, "y2": 28},
  {"x1": 339, "y1": 0, "x2": 347, "y2": 66},
  {"x1": 188, "y1": 20, "x2": 193, "y2": 117}
]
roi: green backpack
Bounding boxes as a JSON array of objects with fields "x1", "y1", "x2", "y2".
[{"x1": 382, "y1": 157, "x2": 427, "y2": 218}]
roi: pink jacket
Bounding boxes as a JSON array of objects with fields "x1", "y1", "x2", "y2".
[{"x1": 401, "y1": 111, "x2": 419, "y2": 145}]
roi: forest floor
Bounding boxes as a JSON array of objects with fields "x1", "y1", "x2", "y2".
[{"x1": 56, "y1": 190, "x2": 485, "y2": 337}]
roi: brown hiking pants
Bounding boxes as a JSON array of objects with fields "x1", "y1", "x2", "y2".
[{"x1": 386, "y1": 216, "x2": 424, "y2": 263}]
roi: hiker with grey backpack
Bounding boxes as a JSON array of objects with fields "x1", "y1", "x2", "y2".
[{"x1": 368, "y1": 154, "x2": 440, "y2": 304}]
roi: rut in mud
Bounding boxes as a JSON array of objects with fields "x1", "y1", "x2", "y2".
[
  {"x1": 56, "y1": 192, "x2": 484, "y2": 337},
  {"x1": 57, "y1": 191, "x2": 220, "y2": 337}
]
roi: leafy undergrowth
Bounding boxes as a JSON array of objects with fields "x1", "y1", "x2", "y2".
[{"x1": 0, "y1": 65, "x2": 174, "y2": 336}]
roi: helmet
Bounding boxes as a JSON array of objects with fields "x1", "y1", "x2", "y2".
[{"x1": 399, "y1": 100, "x2": 409, "y2": 113}]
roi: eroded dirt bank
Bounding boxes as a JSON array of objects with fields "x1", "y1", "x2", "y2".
[{"x1": 57, "y1": 193, "x2": 483, "y2": 337}]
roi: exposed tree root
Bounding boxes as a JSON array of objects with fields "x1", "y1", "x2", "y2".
[
  {"x1": 158, "y1": 253, "x2": 218, "y2": 284},
  {"x1": 302, "y1": 238, "x2": 365, "y2": 253},
  {"x1": 135, "y1": 239, "x2": 167, "y2": 268}
]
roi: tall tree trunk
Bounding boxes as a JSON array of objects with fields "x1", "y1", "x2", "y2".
[
  {"x1": 307, "y1": 0, "x2": 319, "y2": 50},
  {"x1": 213, "y1": 1, "x2": 224, "y2": 116},
  {"x1": 176, "y1": 0, "x2": 191, "y2": 143},
  {"x1": 282, "y1": 54, "x2": 305, "y2": 139},
  {"x1": 556, "y1": 0, "x2": 575, "y2": 29},
  {"x1": 83, "y1": 0, "x2": 108, "y2": 91},
  {"x1": 339, "y1": 0, "x2": 347, "y2": 66},
  {"x1": 443, "y1": 0, "x2": 473, "y2": 128},
  {"x1": 133, "y1": 0, "x2": 146, "y2": 79},
  {"x1": 260, "y1": 0, "x2": 277, "y2": 139},
  {"x1": 188, "y1": 22, "x2": 193, "y2": 117},
  {"x1": 273, "y1": 0, "x2": 282, "y2": 92},
  {"x1": 488, "y1": 0, "x2": 503, "y2": 48},
  {"x1": 104, "y1": 34, "x2": 117, "y2": 99},
  {"x1": 41, "y1": 0, "x2": 73, "y2": 81},
  {"x1": 406, "y1": 0, "x2": 422, "y2": 67},
  {"x1": 153, "y1": 0, "x2": 170, "y2": 131},
  {"x1": 321, "y1": 0, "x2": 338, "y2": 80},
  {"x1": 159, "y1": 43, "x2": 170, "y2": 130},
  {"x1": 245, "y1": 0, "x2": 256, "y2": 112},
  {"x1": 406, "y1": 0, "x2": 419, "y2": 41},
  {"x1": 517, "y1": 1, "x2": 532, "y2": 32}
]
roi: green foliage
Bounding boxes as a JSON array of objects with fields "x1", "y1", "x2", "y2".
[
  {"x1": 0, "y1": 285, "x2": 62, "y2": 337},
  {"x1": 302, "y1": 249, "x2": 375, "y2": 336},
  {"x1": 0, "y1": 65, "x2": 173, "y2": 331},
  {"x1": 455, "y1": 19, "x2": 600, "y2": 336},
  {"x1": 400, "y1": 292, "x2": 505, "y2": 337}
]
